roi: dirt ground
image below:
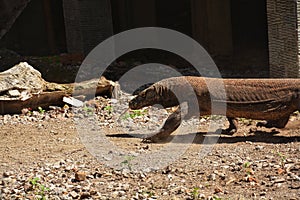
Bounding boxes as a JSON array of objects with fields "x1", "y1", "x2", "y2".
[
  {"x1": 0, "y1": 52, "x2": 298, "y2": 199},
  {"x1": 0, "y1": 114, "x2": 300, "y2": 199}
]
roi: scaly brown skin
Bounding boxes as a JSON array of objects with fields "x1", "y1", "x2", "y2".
[{"x1": 129, "y1": 76, "x2": 300, "y2": 142}]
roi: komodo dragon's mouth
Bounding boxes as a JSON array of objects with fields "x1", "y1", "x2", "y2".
[
  {"x1": 128, "y1": 96, "x2": 148, "y2": 110},
  {"x1": 128, "y1": 99, "x2": 139, "y2": 109}
]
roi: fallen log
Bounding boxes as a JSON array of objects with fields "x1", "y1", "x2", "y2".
[{"x1": 0, "y1": 62, "x2": 114, "y2": 114}]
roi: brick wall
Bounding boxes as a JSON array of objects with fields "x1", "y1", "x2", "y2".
[{"x1": 266, "y1": 0, "x2": 300, "y2": 77}]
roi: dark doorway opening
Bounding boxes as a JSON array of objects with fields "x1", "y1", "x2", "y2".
[
  {"x1": 155, "y1": 0, "x2": 192, "y2": 36},
  {"x1": 230, "y1": 0, "x2": 269, "y2": 73}
]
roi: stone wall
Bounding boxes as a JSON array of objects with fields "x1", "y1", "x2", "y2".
[
  {"x1": 267, "y1": 0, "x2": 300, "y2": 77},
  {"x1": 63, "y1": 0, "x2": 113, "y2": 55}
]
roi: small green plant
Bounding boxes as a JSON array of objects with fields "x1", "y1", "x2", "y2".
[
  {"x1": 30, "y1": 177, "x2": 39, "y2": 185},
  {"x1": 239, "y1": 118, "x2": 253, "y2": 125},
  {"x1": 204, "y1": 182, "x2": 211, "y2": 188},
  {"x1": 191, "y1": 187, "x2": 200, "y2": 199},
  {"x1": 277, "y1": 151, "x2": 286, "y2": 166},
  {"x1": 142, "y1": 190, "x2": 155, "y2": 197},
  {"x1": 104, "y1": 105, "x2": 113, "y2": 113},
  {"x1": 29, "y1": 177, "x2": 50, "y2": 200},
  {"x1": 122, "y1": 109, "x2": 147, "y2": 120},
  {"x1": 243, "y1": 161, "x2": 251, "y2": 168},
  {"x1": 83, "y1": 106, "x2": 94, "y2": 115},
  {"x1": 120, "y1": 155, "x2": 136, "y2": 170},
  {"x1": 243, "y1": 161, "x2": 254, "y2": 176},
  {"x1": 37, "y1": 106, "x2": 45, "y2": 114},
  {"x1": 24, "y1": 107, "x2": 33, "y2": 115},
  {"x1": 210, "y1": 115, "x2": 224, "y2": 120},
  {"x1": 122, "y1": 113, "x2": 130, "y2": 120}
]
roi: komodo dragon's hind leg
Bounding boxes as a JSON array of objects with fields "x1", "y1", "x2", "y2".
[
  {"x1": 221, "y1": 117, "x2": 238, "y2": 134},
  {"x1": 256, "y1": 116, "x2": 290, "y2": 129},
  {"x1": 142, "y1": 107, "x2": 182, "y2": 143}
]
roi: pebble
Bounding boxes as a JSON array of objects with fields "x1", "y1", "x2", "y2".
[
  {"x1": 207, "y1": 173, "x2": 216, "y2": 181},
  {"x1": 255, "y1": 145, "x2": 264, "y2": 150},
  {"x1": 274, "y1": 178, "x2": 285, "y2": 183},
  {"x1": 74, "y1": 171, "x2": 86, "y2": 181},
  {"x1": 3, "y1": 171, "x2": 13, "y2": 177},
  {"x1": 70, "y1": 191, "x2": 79, "y2": 198}
]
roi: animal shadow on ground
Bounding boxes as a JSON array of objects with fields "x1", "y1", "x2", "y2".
[
  {"x1": 191, "y1": 130, "x2": 300, "y2": 144},
  {"x1": 106, "y1": 130, "x2": 300, "y2": 144},
  {"x1": 106, "y1": 118, "x2": 300, "y2": 144}
]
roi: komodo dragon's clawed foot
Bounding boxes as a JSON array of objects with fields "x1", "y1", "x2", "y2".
[
  {"x1": 142, "y1": 134, "x2": 169, "y2": 143},
  {"x1": 221, "y1": 128, "x2": 237, "y2": 135},
  {"x1": 142, "y1": 107, "x2": 182, "y2": 143},
  {"x1": 220, "y1": 117, "x2": 238, "y2": 135},
  {"x1": 141, "y1": 126, "x2": 176, "y2": 143}
]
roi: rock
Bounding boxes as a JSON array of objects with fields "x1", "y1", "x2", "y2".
[
  {"x1": 276, "y1": 183, "x2": 283, "y2": 187},
  {"x1": 255, "y1": 145, "x2": 264, "y2": 150},
  {"x1": 23, "y1": 183, "x2": 32, "y2": 191},
  {"x1": 207, "y1": 173, "x2": 216, "y2": 181},
  {"x1": 3, "y1": 171, "x2": 13, "y2": 177},
  {"x1": 274, "y1": 178, "x2": 285, "y2": 183},
  {"x1": 118, "y1": 190, "x2": 126, "y2": 196},
  {"x1": 111, "y1": 191, "x2": 119, "y2": 198},
  {"x1": 70, "y1": 191, "x2": 79, "y2": 198},
  {"x1": 214, "y1": 187, "x2": 223, "y2": 194},
  {"x1": 63, "y1": 96, "x2": 84, "y2": 107},
  {"x1": 80, "y1": 192, "x2": 91, "y2": 199},
  {"x1": 8, "y1": 89, "x2": 21, "y2": 97},
  {"x1": 75, "y1": 171, "x2": 86, "y2": 181},
  {"x1": 2, "y1": 177, "x2": 14, "y2": 185},
  {"x1": 2, "y1": 188, "x2": 9, "y2": 194},
  {"x1": 269, "y1": 176, "x2": 277, "y2": 181},
  {"x1": 52, "y1": 163, "x2": 60, "y2": 169},
  {"x1": 219, "y1": 173, "x2": 226, "y2": 180}
]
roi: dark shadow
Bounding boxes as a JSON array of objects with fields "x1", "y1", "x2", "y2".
[
  {"x1": 106, "y1": 130, "x2": 300, "y2": 144},
  {"x1": 192, "y1": 130, "x2": 299, "y2": 144},
  {"x1": 194, "y1": 131, "x2": 300, "y2": 144},
  {"x1": 106, "y1": 133, "x2": 143, "y2": 138}
]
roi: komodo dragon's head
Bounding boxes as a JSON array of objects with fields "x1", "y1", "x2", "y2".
[{"x1": 129, "y1": 82, "x2": 179, "y2": 110}]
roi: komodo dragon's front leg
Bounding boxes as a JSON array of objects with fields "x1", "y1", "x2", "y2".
[{"x1": 143, "y1": 106, "x2": 182, "y2": 142}]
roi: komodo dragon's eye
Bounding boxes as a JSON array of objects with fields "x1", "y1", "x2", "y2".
[
  {"x1": 140, "y1": 92, "x2": 146, "y2": 98},
  {"x1": 145, "y1": 90, "x2": 155, "y2": 98}
]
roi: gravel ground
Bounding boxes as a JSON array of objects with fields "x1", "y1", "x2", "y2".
[
  {"x1": 0, "y1": 90, "x2": 300, "y2": 200},
  {"x1": 0, "y1": 48, "x2": 298, "y2": 200}
]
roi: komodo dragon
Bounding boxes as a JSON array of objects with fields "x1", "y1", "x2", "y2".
[{"x1": 129, "y1": 76, "x2": 300, "y2": 142}]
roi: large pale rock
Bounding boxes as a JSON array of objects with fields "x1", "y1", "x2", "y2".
[{"x1": 0, "y1": 62, "x2": 45, "y2": 100}]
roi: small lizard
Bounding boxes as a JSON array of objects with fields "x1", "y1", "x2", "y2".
[{"x1": 129, "y1": 76, "x2": 300, "y2": 142}]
